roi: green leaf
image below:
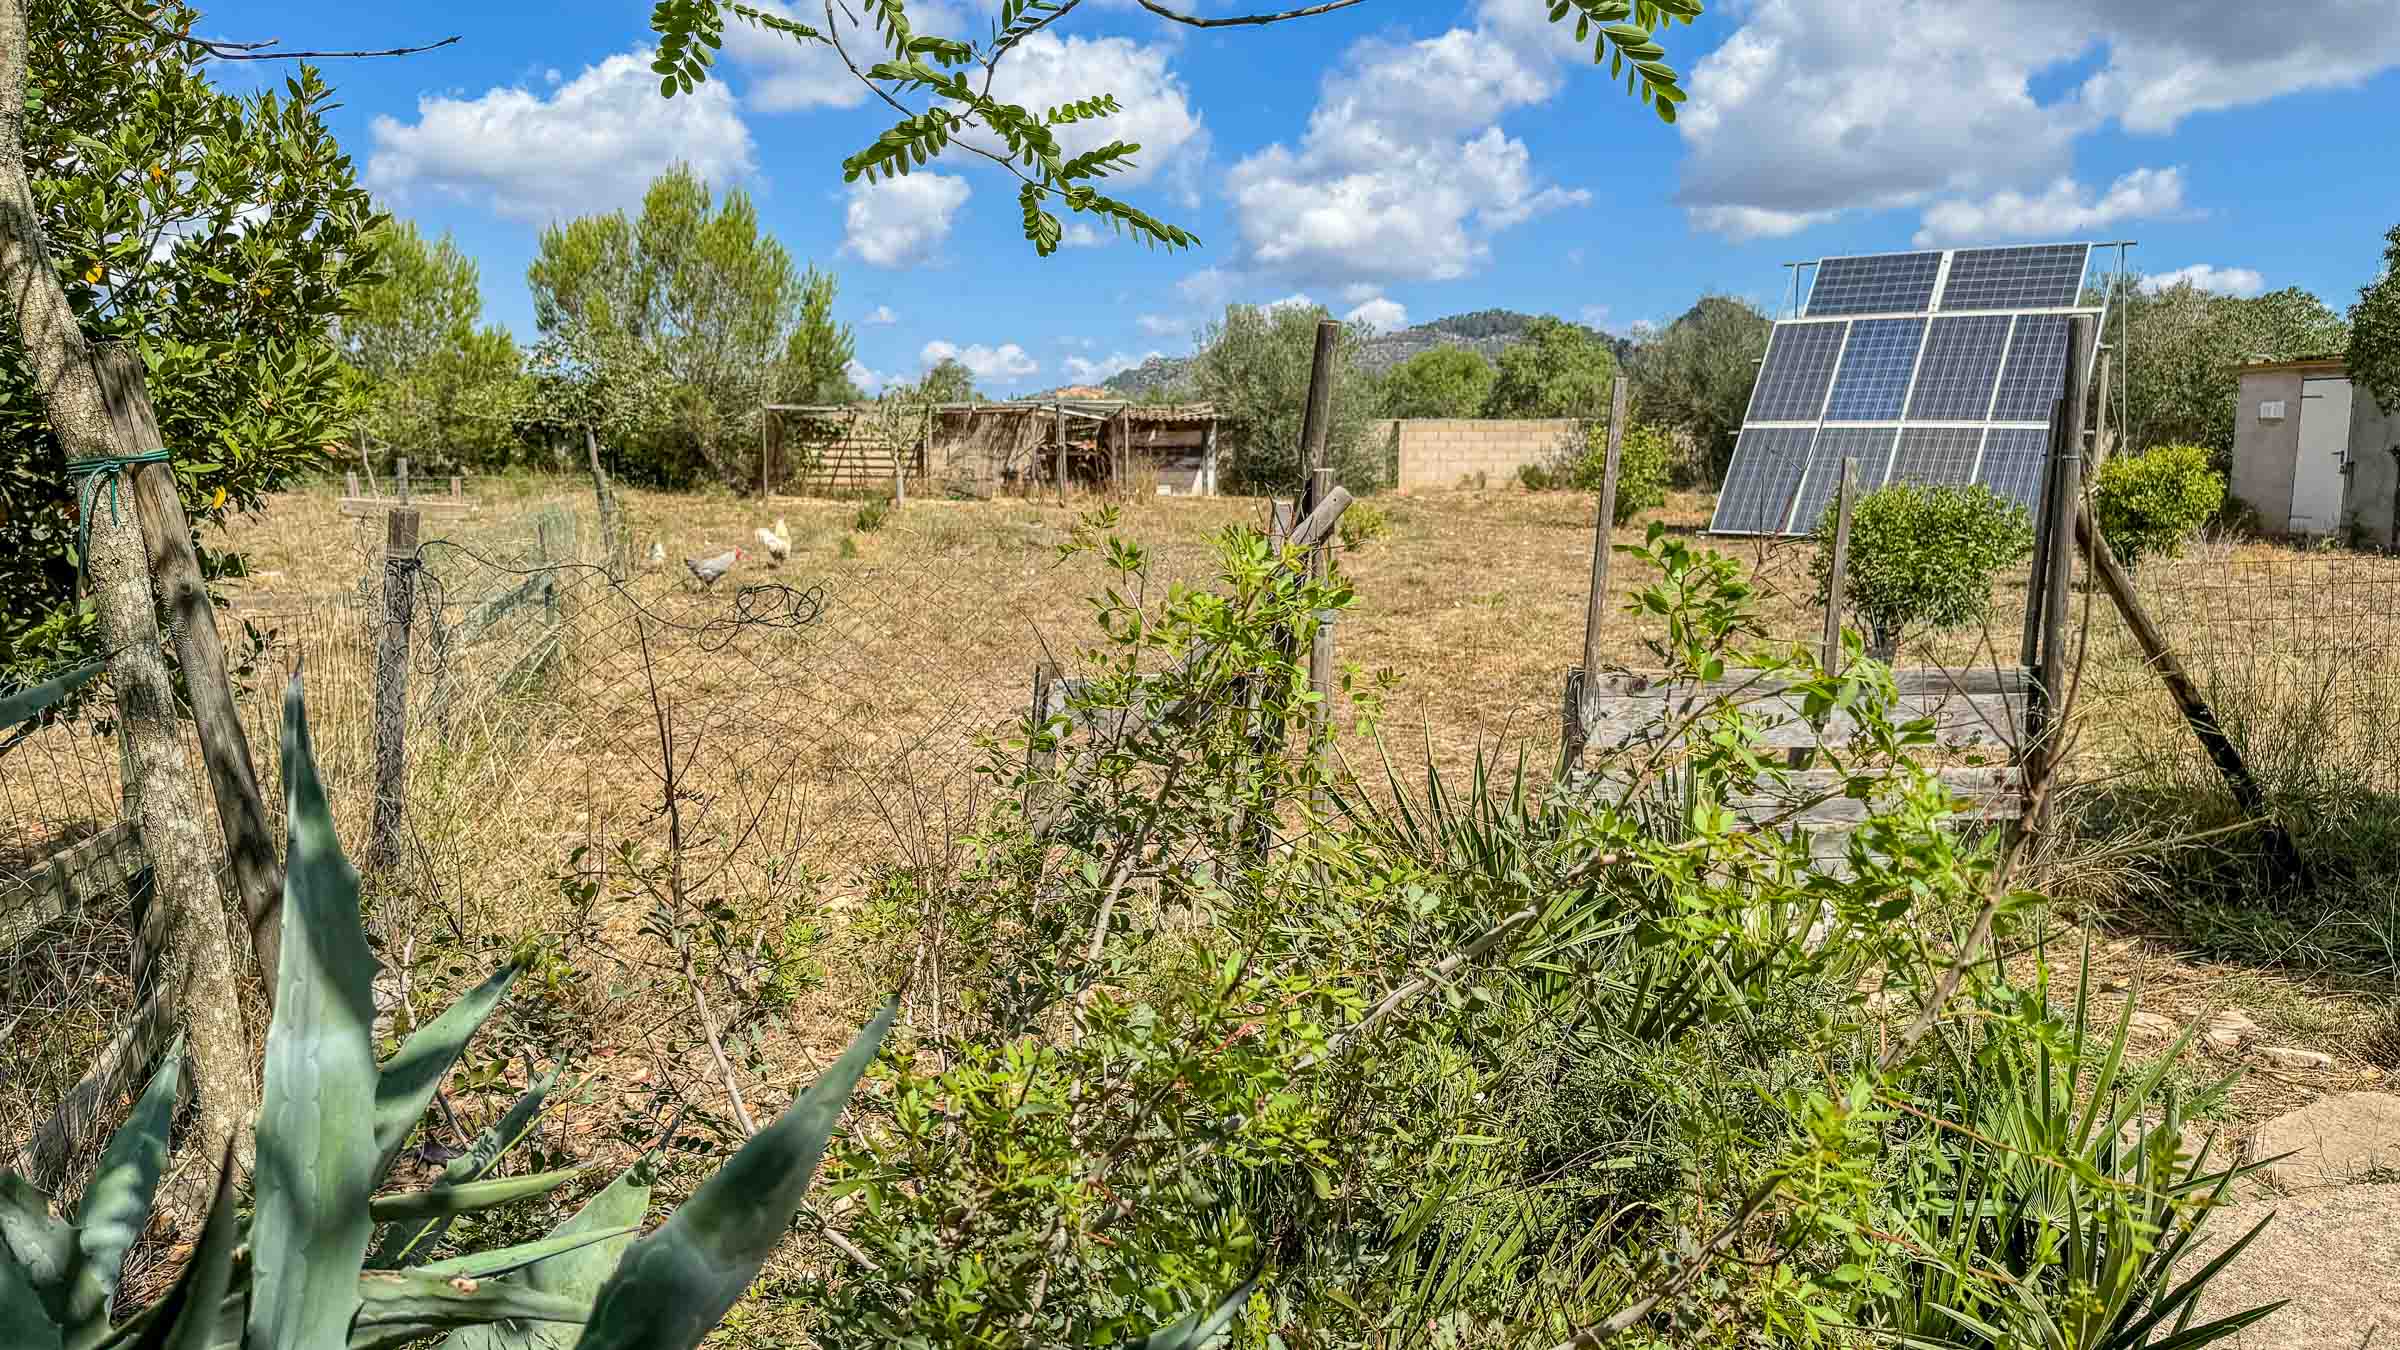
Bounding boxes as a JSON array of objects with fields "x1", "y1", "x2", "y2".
[
  {"x1": 373, "y1": 964, "x2": 520, "y2": 1186},
  {"x1": 571, "y1": 997, "x2": 898, "y2": 1350},
  {"x1": 413, "y1": 1226, "x2": 640, "y2": 1283},
  {"x1": 440, "y1": 1166, "x2": 650, "y2": 1350},
  {"x1": 0, "y1": 1175, "x2": 74, "y2": 1323},
  {"x1": 248, "y1": 674, "x2": 384, "y2": 1350},
  {"x1": 1128, "y1": 1271, "x2": 1259, "y2": 1350},
  {"x1": 350, "y1": 1272, "x2": 592, "y2": 1350},
  {"x1": 122, "y1": 1146, "x2": 240, "y2": 1350},
  {"x1": 64, "y1": 1042, "x2": 186, "y2": 1349},
  {"x1": 368, "y1": 1168, "x2": 586, "y2": 1224},
  {"x1": 0, "y1": 661, "x2": 104, "y2": 730},
  {"x1": 1, "y1": 1244, "x2": 62, "y2": 1350},
  {"x1": 370, "y1": 1069, "x2": 561, "y2": 1270}
]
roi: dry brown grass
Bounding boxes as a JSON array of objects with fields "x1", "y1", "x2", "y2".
[{"x1": 8, "y1": 471, "x2": 2398, "y2": 1223}]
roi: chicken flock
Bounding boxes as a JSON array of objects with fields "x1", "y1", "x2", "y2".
[{"x1": 657, "y1": 516, "x2": 791, "y2": 591}]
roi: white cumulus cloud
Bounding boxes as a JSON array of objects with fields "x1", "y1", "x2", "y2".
[
  {"x1": 367, "y1": 49, "x2": 754, "y2": 222},
  {"x1": 862, "y1": 305, "x2": 899, "y2": 325},
  {"x1": 725, "y1": 0, "x2": 969, "y2": 111},
  {"x1": 922, "y1": 339, "x2": 1038, "y2": 383},
  {"x1": 1223, "y1": 19, "x2": 1588, "y2": 286},
  {"x1": 1675, "y1": 0, "x2": 2400, "y2": 239},
  {"x1": 1912, "y1": 166, "x2": 2186, "y2": 245},
  {"x1": 1135, "y1": 313, "x2": 1187, "y2": 337},
  {"x1": 1345, "y1": 297, "x2": 1408, "y2": 333},
  {"x1": 973, "y1": 34, "x2": 1209, "y2": 200},
  {"x1": 1262, "y1": 292, "x2": 1317, "y2": 314},
  {"x1": 845, "y1": 358, "x2": 888, "y2": 393},
  {"x1": 842, "y1": 174, "x2": 971, "y2": 268},
  {"x1": 2141, "y1": 263, "x2": 2267, "y2": 297}
]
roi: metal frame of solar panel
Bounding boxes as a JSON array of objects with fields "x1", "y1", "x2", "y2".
[{"x1": 1708, "y1": 241, "x2": 2105, "y2": 537}]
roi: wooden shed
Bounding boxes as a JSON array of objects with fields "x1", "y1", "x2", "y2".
[{"x1": 760, "y1": 398, "x2": 1219, "y2": 500}]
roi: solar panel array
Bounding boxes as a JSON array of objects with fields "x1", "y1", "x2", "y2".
[{"x1": 1707, "y1": 242, "x2": 2101, "y2": 536}]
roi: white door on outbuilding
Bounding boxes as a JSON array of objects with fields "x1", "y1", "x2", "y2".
[{"x1": 2292, "y1": 377, "x2": 2353, "y2": 534}]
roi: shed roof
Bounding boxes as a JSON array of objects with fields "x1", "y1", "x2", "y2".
[
  {"x1": 765, "y1": 398, "x2": 1216, "y2": 423},
  {"x1": 2238, "y1": 356, "x2": 2348, "y2": 376}
]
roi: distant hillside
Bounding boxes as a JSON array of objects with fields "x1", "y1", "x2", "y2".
[{"x1": 1098, "y1": 309, "x2": 1634, "y2": 400}]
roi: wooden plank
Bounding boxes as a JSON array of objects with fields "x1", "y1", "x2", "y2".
[
  {"x1": 339, "y1": 496, "x2": 476, "y2": 518},
  {"x1": 1581, "y1": 694, "x2": 2025, "y2": 750},
  {"x1": 1589, "y1": 666, "x2": 2028, "y2": 698},
  {"x1": 1, "y1": 822, "x2": 142, "y2": 952},
  {"x1": 9, "y1": 988, "x2": 179, "y2": 1191}
]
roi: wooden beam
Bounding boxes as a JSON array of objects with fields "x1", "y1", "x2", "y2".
[
  {"x1": 369, "y1": 508, "x2": 419, "y2": 871},
  {"x1": 114, "y1": 345, "x2": 284, "y2": 998},
  {"x1": 1567, "y1": 375, "x2": 1630, "y2": 768}
]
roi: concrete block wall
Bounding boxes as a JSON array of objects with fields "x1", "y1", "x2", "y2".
[{"x1": 1386, "y1": 418, "x2": 1586, "y2": 492}]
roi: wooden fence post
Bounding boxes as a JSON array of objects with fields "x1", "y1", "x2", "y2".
[
  {"x1": 1307, "y1": 466, "x2": 1337, "y2": 803},
  {"x1": 369, "y1": 506, "x2": 420, "y2": 870},
  {"x1": 396, "y1": 455, "x2": 410, "y2": 505},
  {"x1": 107, "y1": 343, "x2": 286, "y2": 999},
  {"x1": 1054, "y1": 400, "x2": 1067, "y2": 503},
  {"x1": 346, "y1": 470, "x2": 360, "y2": 499},
  {"x1": 1564, "y1": 376, "x2": 1630, "y2": 772},
  {"x1": 584, "y1": 424, "x2": 622, "y2": 581},
  {"x1": 1026, "y1": 660, "x2": 1060, "y2": 824}
]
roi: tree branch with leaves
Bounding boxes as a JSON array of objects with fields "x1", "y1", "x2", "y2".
[{"x1": 644, "y1": 0, "x2": 1700, "y2": 256}]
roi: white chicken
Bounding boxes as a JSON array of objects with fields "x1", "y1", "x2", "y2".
[
  {"x1": 645, "y1": 540, "x2": 666, "y2": 569},
  {"x1": 685, "y1": 547, "x2": 742, "y2": 589},
  {"x1": 753, "y1": 516, "x2": 791, "y2": 564}
]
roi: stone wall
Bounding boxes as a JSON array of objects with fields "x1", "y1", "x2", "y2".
[{"x1": 1380, "y1": 418, "x2": 1586, "y2": 492}]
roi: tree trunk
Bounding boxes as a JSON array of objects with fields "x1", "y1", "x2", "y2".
[{"x1": 0, "y1": 0, "x2": 257, "y2": 1203}]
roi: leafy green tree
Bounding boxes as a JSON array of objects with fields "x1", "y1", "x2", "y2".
[
  {"x1": 1377, "y1": 346, "x2": 1495, "y2": 419},
  {"x1": 526, "y1": 164, "x2": 853, "y2": 486},
  {"x1": 1191, "y1": 303, "x2": 1380, "y2": 493},
  {"x1": 643, "y1": 0, "x2": 1698, "y2": 257},
  {"x1": 2349, "y1": 223, "x2": 2400, "y2": 418},
  {"x1": 2118, "y1": 281, "x2": 2349, "y2": 457},
  {"x1": 0, "y1": 0, "x2": 379, "y2": 672},
  {"x1": 1815, "y1": 483, "x2": 2033, "y2": 660},
  {"x1": 342, "y1": 217, "x2": 521, "y2": 467},
  {"x1": 1483, "y1": 316, "x2": 1620, "y2": 420},
  {"x1": 776, "y1": 265, "x2": 859, "y2": 403},
  {"x1": 921, "y1": 356, "x2": 979, "y2": 404},
  {"x1": 1629, "y1": 294, "x2": 1770, "y2": 483}
]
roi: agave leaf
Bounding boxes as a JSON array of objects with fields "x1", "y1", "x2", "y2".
[
  {"x1": 0, "y1": 1173, "x2": 73, "y2": 1322},
  {"x1": 349, "y1": 1272, "x2": 592, "y2": 1350},
  {"x1": 441, "y1": 1165, "x2": 652, "y2": 1350},
  {"x1": 572, "y1": 997, "x2": 898, "y2": 1350},
  {"x1": 368, "y1": 1168, "x2": 587, "y2": 1224},
  {"x1": 110, "y1": 1146, "x2": 242, "y2": 1350},
  {"x1": 374, "y1": 965, "x2": 521, "y2": 1187},
  {"x1": 248, "y1": 674, "x2": 384, "y2": 1350},
  {"x1": 371, "y1": 1069, "x2": 561, "y2": 1269},
  {"x1": 1129, "y1": 1270, "x2": 1260, "y2": 1350},
  {"x1": 3, "y1": 1236, "x2": 63, "y2": 1350},
  {"x1": 412, "y1": 1226, "x2": 640, "y2": 1282},
  {"x1": 63, "y1": 1042, "x2": 186, "y2": 1349}
]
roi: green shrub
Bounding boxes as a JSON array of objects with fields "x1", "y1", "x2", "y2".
[
  {"x1": 2095, "y1": 442, "x2": 2225, "y2": 565},
  {"x1": 1519, "y1": 422, "x2": 1671, "y2": 525},
  {"x1": 853, "y1": 494, "x2": 893, "y2": 533},
  {"x1": 1817, "y1": 482, "x2": 2032, "y2": 657},
  {"x1": 1338, "y1": 498, "x2": 1393, "y2": 550}
]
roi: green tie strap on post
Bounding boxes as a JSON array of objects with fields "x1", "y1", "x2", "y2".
[{"x1": 65, "y1": 448, "x2": 174, "y2": 582}]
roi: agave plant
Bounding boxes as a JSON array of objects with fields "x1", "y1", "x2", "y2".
[{"x1": 0, "y1": 674, "x2": 898, "y2": 1350}]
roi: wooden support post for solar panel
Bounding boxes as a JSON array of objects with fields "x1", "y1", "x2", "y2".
[
  {"x1": 1564, "y1": 376, "x2": 1630, "y2": 775},
  {"x1": 1820, "y1": 457, "x2": 1858, "y2": 677},
  {"x1": 2090, "y1": 345, "x2": 2117, "y2": 469},
  {"x1": 369, "y1": 505, "x2": 421, "y2": 871},
  {"x1": 2028, "y1": 314, "x2": 2093, "y2": 831}
]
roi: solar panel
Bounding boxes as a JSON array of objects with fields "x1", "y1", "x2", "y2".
[
  {"x1": 1786, "y1": 427, "x2": 1897, "y2": 535},
  {"x1": 1709, "y1": 427, "x2": 1815, "y2": 534},
  {"x1": 1937, "y1": 244, "x2": 2090, "y2": 311},
  {"x1": 1887, "y1": 427, "x2": 1985, "y2": 487},
  {"x1": 1710, "y1": 240, "x2": 2111, "y2": 537},
  {"x1": 1746, "y1": 322, "x2": 1847, "y2": 421},
  {"x1": 1803, "y1": 251, "x2": 1941, "y2": 316},
  {"x1": 1906, "y1": 315, "x2": 2013, "y2": 420},
  {"x1": 1989, "y1": 314, "x2": 2072, "y2": 422},
  {"x1": 1975, "y1": 427, "x2": 2050, "y2": 515},
  {"x1": 1822, "y1": 318, "x2": 1926, "y2": 420}
]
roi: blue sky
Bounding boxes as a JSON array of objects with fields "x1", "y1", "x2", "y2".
[{"x1": 197, "y1": 0, "x2": 2400, "y2": 394}]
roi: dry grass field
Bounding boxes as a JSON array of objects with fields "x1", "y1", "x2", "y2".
[{"x1": 8, "y1": 472, "x2": 2399, "y2": 1240}]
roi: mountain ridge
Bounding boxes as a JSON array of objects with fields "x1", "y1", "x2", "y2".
[{"x1": 1076, "y1": 308, "x2": 1635, "y2": 400}]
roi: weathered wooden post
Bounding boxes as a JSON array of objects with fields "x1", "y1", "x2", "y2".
[
  {"x1": 1026, "y1": 660, "x2": 1060, "y2": 824},
  {"x1": 584, "y1": 425, "x2": 622, "y2": 581},
  {"x1": 396, "y1": 454, "x2": 410, "y2": 505},
  {"x1": 106, "y1": 343, "x2": 285, "y2": 997},
  {"x1": 1820, "y1": 457, "x2": 1858, "y2": 676},
  {"x1": 2029, "y1": 315, "x2": 2093, "y2": 830},
  {"x1": 1563, "y1": 375, "x2": 1629, "y2": 772},
  {"x1": 369, "y1": 506, "x2": 421, "y2": 870},
  {"x1": 1307, "y1": 465, "x2": 1337, "y2": 800},
  {"x1": 1054, "y1": 399, "x2": 1067, "y2": 503},
  {"x1": 346, "y1": 470, "x2": 360, "y2": 499}
]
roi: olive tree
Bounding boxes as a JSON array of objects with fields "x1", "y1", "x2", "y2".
[
  {"x1": 2350, "y1": 222, "x2": 2400, "y2": 419},
  {"x1": 1813, "y1": 483, "x2": 2033, "y2": 661}
]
